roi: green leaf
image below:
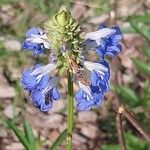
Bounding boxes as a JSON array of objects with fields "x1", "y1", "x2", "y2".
[
  {"x1": 50, "y1": 129, "x2": 67, "y2": 150},
  {"x1": 143, "y1": 81, "x2": 150, "y2": 101},
  {"x1": 6, "y1": 119, "x2": 31, "y2": 150},
  {"x1": 125, "y1": 133, "x2": 150, "y2": 150},
  {"x1": 142, "y1": 47, "x2": 150, "y2": 58},
  {"x1": 112, "y1": 85, "x2": 139, "y2": 107},
  {"x1": 101, "y1": 133, "x2": 150, "y2": 150},
  {"x1": 140, "y1": 81, "x2": 150, "y2": 110},
  {"x1": 133, "y1": 59, "x2": 150, "y2": 74},
  {"x1": 101, "y1": 144, "x2": 119, "y2": 150},
  {"x1": 23, "y1": 119, "x2": 36, "y2": 150},
  {"x1": 128, "y1": 14, "x2": 150, "y2": 23},
  {"x1": 130, "y1": 21, "x2": 150, "y2": 43}
]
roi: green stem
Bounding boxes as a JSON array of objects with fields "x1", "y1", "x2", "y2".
[{"x1": 66, "y1": 70, "x2": 74, "y2": 150}]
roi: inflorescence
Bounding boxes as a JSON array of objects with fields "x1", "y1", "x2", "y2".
[{"x1": 20, "y1": 8, "x2": 122, "y2": 112}]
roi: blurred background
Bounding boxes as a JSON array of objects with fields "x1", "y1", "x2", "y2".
[{"x1": 0, "y1": 0, "x2": 150, "y2": 150}]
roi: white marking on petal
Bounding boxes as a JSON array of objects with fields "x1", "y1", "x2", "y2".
[
  {"x1": 84, "y1": 28, "x2": 115, "y2": 40},
  {"x1": 31, "y1": 63, "x2": 57, "y2": 76},
  {"x1": 38, "y1": 28, "x2": 44, "y2": 35},
  {"x1": 84, "y1": 61, "x2": 108, "y2": 74},
  {"x1": 26, "y1": 37, "x2": 50, "y2": 49},
  {"x1": 36, "y1": 74, "x2": 45, "y2": 82},
  {"x1": 42, "y1": 77, "x2": 58, "y2": 94},
  {"x1": 78, "y1": 81, "x2": 92, "y2": 97},
  {"x1": 41, "y1": 40, "x2": 51, "y2": 49}
]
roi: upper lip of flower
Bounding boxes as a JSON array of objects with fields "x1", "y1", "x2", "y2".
[
  {"x1": 78, "y1": 81, "x2": 92, "y2": 98},
  {"x1": 42, "y1": 77, "x2": 58, "y2": 94},
  {"x1": 83, "y1": 61, "x2": 108, "y2": 73},
  {"x1": 31, "y1": 63, "x2": 57, "y2": 76},
  {"x1": 26, "y1": 35, "x2": 51, "y2": 49},
  {"x1": 84, "y1": 28, "x2": 116, "y2": 40}
]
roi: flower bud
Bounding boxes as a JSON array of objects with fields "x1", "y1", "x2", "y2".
[{"x1": 56, "y1": 10, "x2": 69, "y2": 26}]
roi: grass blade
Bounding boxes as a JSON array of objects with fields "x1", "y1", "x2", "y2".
[
  {"x1": 130, "y1": 21, "x2": 150, "y2": 43},
  {"x1": 50, "y1": 129, "x2": 67, "y2": 150},
  {"x1": 133, "y1": 59, "x2": 150, "y2": 74},
  {"x1": 112, "y1": 85, "x2": 139, "y2": 107},
  {"x1": 6, "y1": 119, "x2": 31, "y2": 150},
  {"x1": 23, "y1": 119, "x2": 36, "y2": 150}
]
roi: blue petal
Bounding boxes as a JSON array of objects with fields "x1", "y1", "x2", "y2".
[
  {"x1": 76, "y1": 100, "x2": 93, "y2": 111},
  {"x1": 99, "y1": 60, "x2": 110, "y2": 80},
  {"x1": 98, "y1": 80, "x2": 110, "y2": 92},
  {"x1": 95, "y1": 24, "x2": 122, "y2": 58},
  {"x1": 38, "y1": 74, "x2": 49, "y2": 90},
  {"x1": 75, "y1": 89, "x2": 84, "y2": 102},
  {"x1": 22, "y1": 41, "x2": 44, "y2": 55},
  {"x1": 21, "y1": 70, "x2": 37, "y2": 91},
  {"x1": 95, "y1": 46, "x2": 105, "y2": 59},
  {"x1": 112, "y1": 26, "x2": 122, "y2": 36},
  {"x1": 34, "y1": 64, "x2": 41, "y2": 69},
  {"x1": 40, "y1": 100, "x2": 53, "y2": 112},
  {"x1": 90, "y1": 85, "x2": 99, "y2": 94},
  {"x1": 22, "y1": 41, "x2": 36, "y2": 50},
  {"x1": 26, "y1": 28, "x2": 40, "y2": 38},
  {"x1": 50, "y1": 87, "x2": 60, "y2": 100},
  {"x1": 98, "y1": 24, "x2": 106, "y2": 30},
  {"x1": 31, "y1": 89, "x2": 43, "y2": 107},
  {"x1": 93, "y1": 93, "x2": 104, "y2": 106},
  {"x1": 90, "y1": 71, "x2": 100, "y2": 86}
]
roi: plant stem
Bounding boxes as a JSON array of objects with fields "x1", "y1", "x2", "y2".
[
  {"x1": 66, "y1": 71, "x2": 74, "y2": 150},
  {"x1": 122, "y1": 106, "x2": 150, "y2": 142},
  {"x1": 115, "y1": 112, "x2": 126, "y2": 150}
]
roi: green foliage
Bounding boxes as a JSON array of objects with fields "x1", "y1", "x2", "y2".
[
  {"x1": 141, "y1": 81, "x2": 150, "y2": 110},
  {"x1": 0, "y1": 0, "x2": 17, "y2": 4},
  {"x1": 120, "y1": 14, "x2": 150, "y2": 39},
  {"x1": 6, "y1": 119, "x2": 33, "y2": 150},
  {"x1": 93, "y1": 0, "x2": 110, "y2": 15},
  {"x1": 130, "y1": 21, "x2": 150, "y2": 43},
  {"x1": 101, "y1": 133, "x2": 150, "y2": 150},
  {"x1": 50, "y1": 129, "x2": 67, "y2": 150},
  {"x1": 6, "y1": 118, "x2": 67, "y2": 150},
  {"x1": 125, "y1": 133, "x2": 150, "y2": 150},
  {"x1": 111, "y1": 85, "x2": 139, "y2": 107},
  {"x1": 129, "y1": 14, "x2": 150, "y2": 42},
  {"x1": 23, "y1": 120, "x2": 36, "y2": 150},
  {"x1": 114, "y1": 13, "x2": 150, "y2": 111},
  {"x1": 132, "y1": 59, "x2": 150, "y2": 75},
  {"x1": 25, "y1": 0, "x2": 72, "y2": 15},
  {"x1": 6, "y1": 119, "x2": 38, "y2": 150},
  {"x1": 128, "y1": 14, "x2": 150, "y2": 23},
  {"x1": 101, "y1": 144, "x2": 119, "y2": 150},
  {"x1": 142, "y1": 47, "x2": 150, "y2": 58}
]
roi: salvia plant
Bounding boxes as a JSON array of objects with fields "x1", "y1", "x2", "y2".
[{"x1": 20, "y1": 8, "x2": 122, "y2": 149}]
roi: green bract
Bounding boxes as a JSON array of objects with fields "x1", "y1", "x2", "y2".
[{"x1": 44, "y1": 8, "x2": 82, "y2": 75}]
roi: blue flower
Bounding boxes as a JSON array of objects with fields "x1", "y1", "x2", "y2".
[
  {"x1": 22, "y1": 41, "x2": 44, "y2": 55},
  {"x1": 95, "y1": 24, "x2": 122, "y2": 58},
  {"x1": 75, "y1": 60, "x2": 110, "y2": 111},
  {"x1": 31, "y1": 85, "x2": 60, "y2": 112},
  {"x1": 22, "y1": 27, "x2": 50, "y2": 55},
  {"x1": 83, "y1": 60, "x2": 110, "y2": 80},
  {"x1": 21, "y1": 63, "x2": 57, "y2": 91},
  {"x1": 24, "y1": 66, "x2": 60, "y2": 112},
  {"x1": 21, "y1": 64, "x2": 49, "y2": 91},
  {"x1": 84, "y1": 24, "x2": 122, "y2": 59},
  {"x1": 90, "y1": 71, "x2": 109, "y2": 93},
  {"x1": 75, "y1": 88, "x2": 103, "y2": 111}
]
